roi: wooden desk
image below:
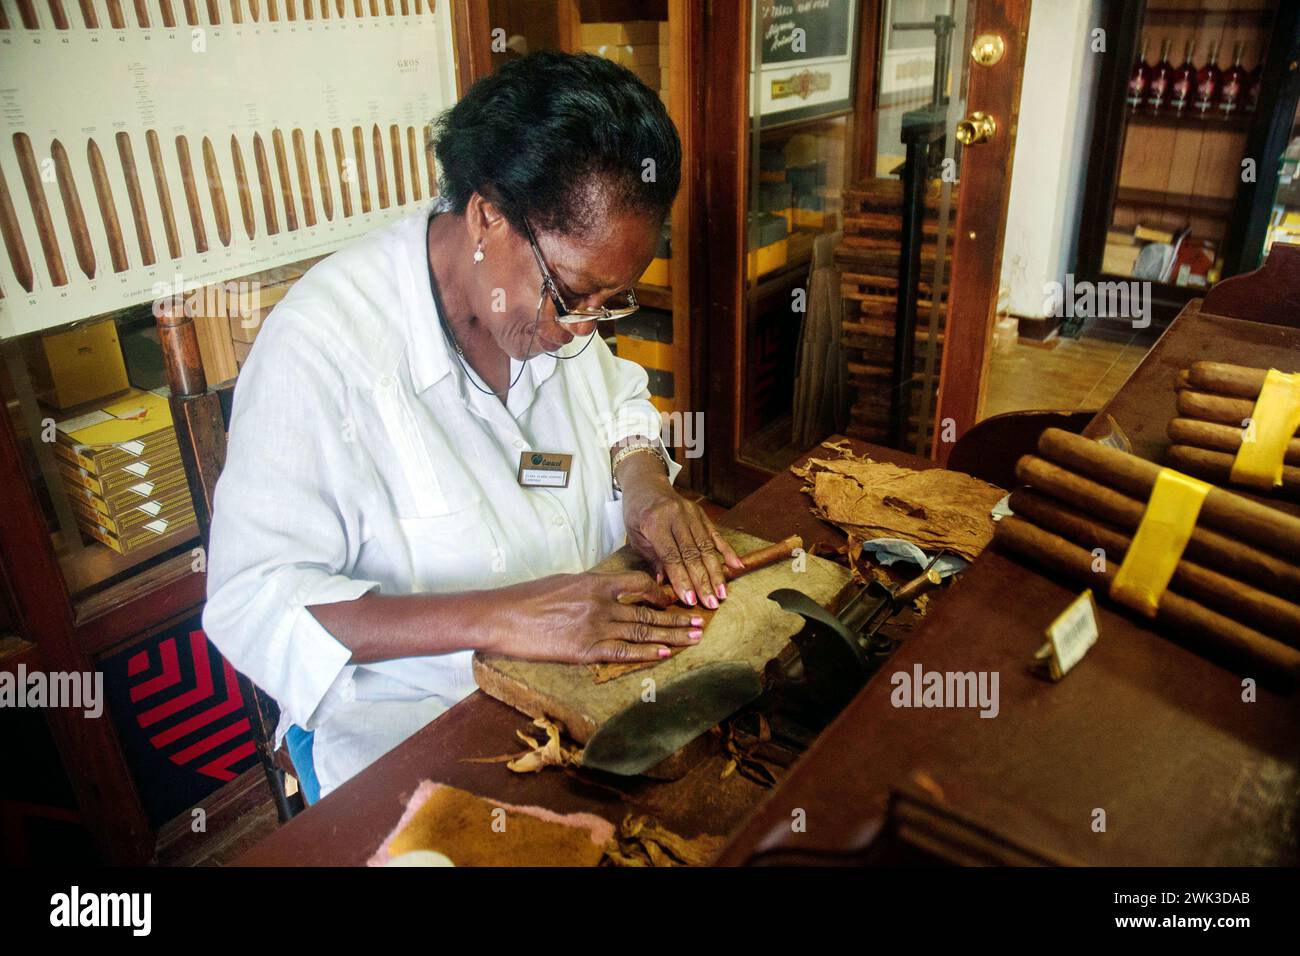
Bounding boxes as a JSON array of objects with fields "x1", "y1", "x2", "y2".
[
  {"x1": 715, "y1": 296, "x2": 1300, "y2": 866},
  {"x1": 238, "y1": 445, "x2": 934, "y2": 865}
]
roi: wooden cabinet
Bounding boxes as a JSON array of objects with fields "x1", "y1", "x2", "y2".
[{"x1": 1076, "y1": 0, "x2": 1300, "y2": 330}]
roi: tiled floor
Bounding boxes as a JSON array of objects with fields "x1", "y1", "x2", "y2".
[{"x1": 982, "y1": 331, "x2": 1152, "y2": 420}]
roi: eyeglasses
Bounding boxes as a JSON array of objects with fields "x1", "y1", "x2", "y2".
[{"x1": 521, "y1": 216, "x2": 639, "y2": 327}]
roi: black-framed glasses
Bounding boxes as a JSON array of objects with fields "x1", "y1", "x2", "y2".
[{"x1": 521, "y1": 216, "x2": 639, "y2": 327}]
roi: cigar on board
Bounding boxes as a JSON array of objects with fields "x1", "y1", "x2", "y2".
[
  {"x1": 1009, "y1": 488, "x2": 1300, "y2": 645},
  {"x1": 1177, "y1": 388, "x2": 1256, "y2": 427},
  {"x1": 1036, "y1": 428, "x2": 1300, "y2": 564},
  {"x1": 1014, "y1": 454, "x2": 1300, "y2": 600},
  {"x1": 1168, "y1": 416, "x2": 1300, "y2": 466},
  {"x1": 994, "y1": 516, "x2": 1300, "y2": 689},
  {"x1": 1187, "y1": 361, "x2": 1296, "y2": 401},
  {"x1": 1166, "y1": 445, "x2": 1300, "y2": 500},
  {"x1": 618, "y1": 534, "x2": 804, "y2": 606}
]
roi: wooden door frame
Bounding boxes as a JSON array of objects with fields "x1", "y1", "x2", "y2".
[
  {"x1": 931, "y1": 0, "x2": 1032, "y2": 463},
  {"x1": 450, "y1": 0, "x2": 495, "y2": 95},
  {"x1": 701, "y1": 0, "x2": 876, "y2": 505},
  {"x1": 699, "y1": 0, "x2": 763, "y2": 505},
  {"x1": 702, "y1": 0, "x2": 1033, "y2": 488},
  {"x1": 0, "y1": 412, "x2": 157, "y2": 863}
]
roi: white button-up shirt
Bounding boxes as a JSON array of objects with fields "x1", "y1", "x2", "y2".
[{"x1": 203, "y1": 205, "x2": 680, "y2": 797}]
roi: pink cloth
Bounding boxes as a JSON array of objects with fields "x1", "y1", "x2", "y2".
[{"x1": 367, "y1": 780, "x2": 616, "y2": 866}]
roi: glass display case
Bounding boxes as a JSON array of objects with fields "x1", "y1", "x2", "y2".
[{"x1": 1, "y1": 307, "x2": 201, "y2": 607}]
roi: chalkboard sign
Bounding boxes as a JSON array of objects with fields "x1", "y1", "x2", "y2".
[
  {"x1": 755, "y1": 0, "x2": 858, "y2": 126},
  {"x1": 759, "y1": 0, "x2": 854, "y2": 65}
]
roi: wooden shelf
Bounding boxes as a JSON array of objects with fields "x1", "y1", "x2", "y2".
[
  {"x1": 1115, "y1": 186, "x2": 1235, "y2": 217},
  {"x1": 1124, "y1": 110, "x2": 1253, "y2": 132}
]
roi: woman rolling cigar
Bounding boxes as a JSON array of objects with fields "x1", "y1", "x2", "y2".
[{"x1": 203, "y1": 52, "x2": 743, "y2": 801}]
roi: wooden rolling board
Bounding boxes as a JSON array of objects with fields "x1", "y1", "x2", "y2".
[{"x1": 472, "y1": 528, "x2": 853, "y2": 775}]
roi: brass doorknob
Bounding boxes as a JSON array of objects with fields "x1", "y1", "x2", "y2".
[{"x1": 955, "y1": 111, "x2": 997, "y2": 146}]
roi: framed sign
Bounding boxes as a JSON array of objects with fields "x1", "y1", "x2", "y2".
[{"x1": 755, "y1": 0, "x2": 859, "y2": 126}]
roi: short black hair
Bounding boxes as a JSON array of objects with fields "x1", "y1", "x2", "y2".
[{"x1": 432, "y1": 50, "x2": 681, "y2": 238}]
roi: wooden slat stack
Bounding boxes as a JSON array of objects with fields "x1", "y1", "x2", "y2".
[{"x1": 836, "y1": 177, "x2": 955, "y2": 447}]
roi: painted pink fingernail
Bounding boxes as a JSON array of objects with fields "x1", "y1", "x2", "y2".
[
  {"x1": 717, "y1": 583, "x2": 727, "y2": 600},
  {"x1": 685, "y1": 590, "x2": 696, "y2": 605},
  {"x1": 658, "y1": 647, "x2": 672, "y2": 658},
  {"x1": 703, "y1": 594, "x2": 718, "y2": 609},
  {"x1": 691, "y1": 616, "x2": 705, "y2": 626},
  {"x1": 689, "y1": 629, "x2": 703, "y2": 640}
]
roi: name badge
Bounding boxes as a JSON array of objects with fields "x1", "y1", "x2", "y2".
[{"x1": 518, "y1": 451, "x2": 573, "y2": 488}]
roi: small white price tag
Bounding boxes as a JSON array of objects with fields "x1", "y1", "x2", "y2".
[{"x1": 1035, "y1": 589, "x2": 1100, "y2": 681}]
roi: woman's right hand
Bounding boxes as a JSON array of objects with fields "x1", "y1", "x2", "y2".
[{"x1": 488, "y1": 570, "x2": 705, "y2": 664}]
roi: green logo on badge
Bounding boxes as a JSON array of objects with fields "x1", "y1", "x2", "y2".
[{"x1": 531, "y1": 453, "x2": 543, "y2": 465}]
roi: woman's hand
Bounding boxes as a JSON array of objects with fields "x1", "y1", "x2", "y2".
[
  {"x1": 490, "y1": 570, "x2": 706, "y2": 664},
  {"x1": 616, "y1": 452, "x2": 743, "y2": 608}
]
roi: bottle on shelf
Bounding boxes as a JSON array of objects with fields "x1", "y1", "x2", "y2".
[
  {"x1": 1194, "y1": 39, "x2": 1221, "y2": 116},
  {"x1": 1219, "y1": 42, "x2": 1247, "y2": 117},
  {"x1": 1145, "y1": 38, "x2": 1174, "y2": 113},
  {"x1": 1170, "y1": 40, "x2": 1196, "y2": 114},
  {"x1": 1127, "y1": 37, "x2": 1151, "y2": 111}
]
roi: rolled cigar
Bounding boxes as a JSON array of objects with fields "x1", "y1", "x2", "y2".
[
  {"x1": 1015, "y1": 455, "x2": 1300, "y2": 599},
  {"x1": 731, "y1": 534, "x2": 803, "y2": 578},
  {"x1": 1177, "y1": 388, "x2": 1255, "y2": 427},
  {"x1": 1168, "y1": 416, "x2": 1300, "y2": 465},
  {"x1": 1009, "y1": 488, "x2": 1300, "y2": 645},
  {"x1": 1038, "y1": 428, "x2": 1300, "y2": 563},
  {"x1": 994, "y1": 516, "x2": 1300, "y2": 688},
  {"x1": 1186, "y1": 361, "x2": 1290, "y2": 400},
  {"x1": 1167, "y1": 445, "x2": 1300, "y2": 499},
  {"x1": 618, "y1": 534, "x2": 804, "y2": 606}
]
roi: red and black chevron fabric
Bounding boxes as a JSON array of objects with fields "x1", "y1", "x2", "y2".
[
  {"x1": 100, "y1": 617, "x2": 260, "y2": 826},
  {"x1": 126, "y1": 629, "x2": 256, "y2": 782}
]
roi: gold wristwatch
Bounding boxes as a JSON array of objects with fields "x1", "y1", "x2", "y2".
[{"x1": 611, "y1": 438, "x2": 668, "y2": 492}]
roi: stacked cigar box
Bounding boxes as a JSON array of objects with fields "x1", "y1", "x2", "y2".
[
  {"x1": 580, "y1": 20, "x2": 670, "y2": 108},
  {"x1": 54, "y1": 388, "x2": 196, "y2": 554}
]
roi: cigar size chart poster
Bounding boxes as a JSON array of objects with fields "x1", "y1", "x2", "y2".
[{"x1": 0, "y1": 1, "x2": 458, "y2": 339}]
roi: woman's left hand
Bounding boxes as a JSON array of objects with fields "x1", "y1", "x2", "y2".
[{"x1": 618, "y1": 453, "x2": 743, "y2": 609}]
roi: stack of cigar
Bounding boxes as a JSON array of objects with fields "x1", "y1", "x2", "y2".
[
  {"x1": 994, "y1": 427, "x2": 1300, "y2": 689},
  {"x1": 1168, "y1": 361, "x2": 1300, "y2": 497}
]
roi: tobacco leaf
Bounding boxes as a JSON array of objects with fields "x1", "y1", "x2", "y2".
[
  {"x1": 602, "y1": 813, "x2": 726, "y2": 867},
  {"x1": 462, "y1": 716, "x2": 583, "y2": 773},
  {"x1": 792, "y1": 444, "x2": 1005, "y2": 562},
  {"x1": 716, "y1": 716, "x2": 780, "y2": 788}
]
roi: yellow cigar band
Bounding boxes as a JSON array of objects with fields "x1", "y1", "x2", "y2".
[
  {"x1": 1109, "y1": 468, "x2": 1212, "y2": 618},
  {"x1": 1230, "y1": 368, "x2": 1300, "y2": 489}
]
